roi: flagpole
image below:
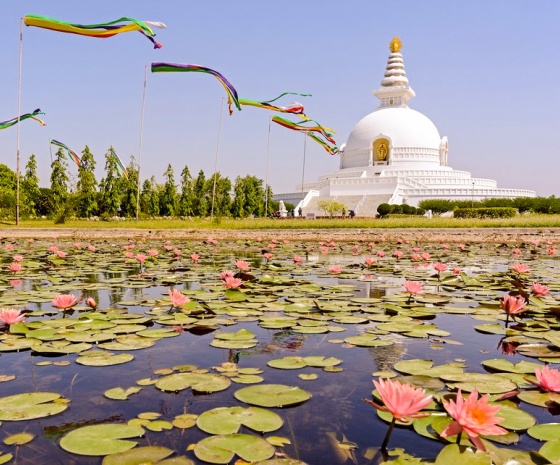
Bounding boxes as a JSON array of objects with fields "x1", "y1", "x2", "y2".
[
  {"x1": 136, "y1": 64, "x2": 148, "y2": 221},
  {"x1": 15, "y1": 18, "x2": 23, "y2": 225},
  {"x1": 210, "y1": 97, "x2": 224, "y2": 220},
  {"x1": 299, "y1": 132, "x2": 307, "y2": 214},
  {"x1": 264, "y1": 117, "x2": 271, "y2": 217}
]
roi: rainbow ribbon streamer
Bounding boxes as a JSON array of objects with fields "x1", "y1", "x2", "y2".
[
  {"x1": 151, "y1": 62, "x2": 241, "y2": 115},
  {"x1": 307, "y1": 133, "x2": 339, "y2": 156},
  {"x1": 271, "y1": 115, "x2": 337, "y2": 145},
  {"x1": 239, "y1": 92, "x2": 311, "y2": 115},
  {"x1": 24, "y1": 15, "x2": 166, "y2": 49},
  {"x1": 50, "y1": 139, "x2": 82, "y2": 168},
  {"x1": 109, "y1": 148, "x2": 129, "y2": 179},
  {"x1": 0, "y1": 109, "x2": 46, "y2": 130}
]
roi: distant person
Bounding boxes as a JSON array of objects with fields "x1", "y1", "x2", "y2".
[
  {"x1": 342, "y1": 208, "x2": 346, "y2": 217},
  {"x1": 298, "y1": 207, "x2": 302, "y2": 217},
  {"x1": 349, "y1": 209, "x2": 355, "y2": 219}
]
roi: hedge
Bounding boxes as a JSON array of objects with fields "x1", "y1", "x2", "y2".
[{"x1": 453, "y1": 207, "x2": 517, "y2": 219}]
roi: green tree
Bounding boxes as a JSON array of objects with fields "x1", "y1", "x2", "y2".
[
  {"x1": 231, "y1": 176, "x2": 246, "y2": 218},
  {"x1": 21, "y1": 155, "x2": 40, "y2": 216},
  {"x1": 264, "y1": 185, "x2": 275, "y2": 217},
  {"x1": 76, "y1": 146, "x2": 98, "y2": 217},
  {"x1": 208, "y1": 172, "x2": 232, "y2": 217},
  {"x1": 140, "y1": 176, "x2": 160, "y2": 216},
  {"x1": 317, "y1": 200, "x2": 346, "y2": 217},
  {"x1": 120, "y1": 156, "x2": 139, "y2": 217},
  {"x1": 0, "y1": 165, "x2": 16, "y2": 218},
  {"x1": 99, "y1": 148, "x2": 122, "y2": 216},
  {"x1": 178, "y1": 165, "x2": 195, "y2": 217},
  {"x1": 159, "y1": 164, "x2": 177, "y2": 216},
  {"x1": 192, "y1": 170, "x2": 208, "y2": 217},
  {"x1": 50, "y1": 149, "x2": 69, "y2": 206}
]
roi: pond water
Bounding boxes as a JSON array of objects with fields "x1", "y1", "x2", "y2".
[{"x1": 0, "y1": 237, "x2": 559, "y2": 464}]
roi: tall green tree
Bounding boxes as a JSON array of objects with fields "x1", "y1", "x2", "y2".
[
  {"x1": 178, "y1": 165, "x2": 195, "y2": 217},
  {"x1": 0, "y1": 164, "x2": 16, "y2": 218},
  {"x1": 120, "y1": 156, "x2": 139, "y2": 217},
  {"x1": 232, "y1": 175, "x2": 264, "y2": 218},
  {"x1": 50, "y1": 149, "x2": 69, "y2": 206},
  {"x1": 208, "y1": 172, "x2": 232, "y2": 217},
  {"x1": 76, "y1": 146, "x2": 98, "y2": 217},
  {"x1": 99, "y1": 147, "x2": 122, "y2": 216},
  {"x1": 159, "y1": 164, "x2": 177, "y2": 216},
  {"x1": 21, "y1": 155, "x2": 40, "y2": 216},
  {"x1": 192, "y1": 170, "x2": 208, "y2": 217},
  {"x1": 231, "y1": 176, "x2": 246, "y2": 218},
  {"x1": 264, "y1": 184, "x2": 275, "y2": 217},
  {"x1": 140, "y1": 176, "x2": 160, "y2": 216}
]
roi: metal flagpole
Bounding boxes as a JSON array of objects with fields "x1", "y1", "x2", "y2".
[
  {"x1": 15, "y1": 18, "x2": 24, "y2": 225},
  {"x1": 136, "y1": 64, "x2": 148, "y2": 221},
  {"x1": 299, "y1": 132, "x2": 307, "y2": 215},
  {"x1": 210, "y1": 97, "x2": 225, "y2": 219},
  {"x1": 264, "y1": 117, "x2": 271, "y2": 217}
]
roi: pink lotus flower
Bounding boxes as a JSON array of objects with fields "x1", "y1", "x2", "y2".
[
  {"x1": 411, "y1": 247, "x2": 421, "y2": 252},
  {"x1": 442, "y1": 244, "x2": 449, "y2": 249},
  {"x1": 5, "y1": 244, "x2": 13, "y2": 250},
  {"x1": 48, "y1": 245, "x2": 58, "y2": 253},
  {"x1": 403, "y1": 280, "x2": 423, "y2": 295},
  {"x1": 393, "y1": 250, "x2": 403, "y2": 259},
  {"x1": 135, "y1": 254, "x2": 147, "y2": 263},
  {"x1": 124, "y1": 252, "x2": 134, "y2": 259},
  {"x1": 190, "y1": 253, "x2": 200, "y2": 263},
  {"x1": 207, "y1": 237, "x2": 218, "y2": 245},
  {"x1": 511, "y1": 263, "x2": 530, "y2": 274},
  {"x1": 320, "y1": 246, "x2": 329, "y2": 254},
  {"x1": 457, "y1": 244, "x2": 466, "y2": 250},
  {"x1": 364, "y1": 257, "x2": 375, "y2": 266},
  {"x1": 441, "y1": 389, "x2": 507, "y2": 451},
  {"x1": 453, "y1": 268, "x2": 462, "y2": 275},
  {"x1": 531, "y1": 283, "x2": 550, "y2": 298},
  {"x1": 56, "y1": 250, "x2": 67, "y2": 258},
  {"x1": 220, "y1": 270, "x2": 235, "y2": 280},
  {"x1": 51, "y1": 294, "x2": 80, "y2": 310},
  {"x1": 164, "y1": 245, "x2": 173, "y2": 251},
  {"x1": 8, "y1": 263, "x2": 22, "y2": 273},
  {"x1": 531, "y1": 240, "x2": 540, "y2": 246},
  {"x1": 433, "y1": 262, "x2": 448, "y2": 272},
  {"x1": 169, "y1": 289, "x2": 190, "y2": 307},
  {"x1": 267, "y1": 243, "x2": 276, "y2": 249},
  {"x1": 512, "y1": 248, "x2": 521, "y2": 255},
  {"x1": 293, "y1": 256, "x2": 302, "y2": 265},
  {"x1": 329, "y1": 265, "x2": 342, "y2": 274},
  {"x1": 12, "y1": 255, "x2": 24, "y2": 263},
  {"x1": 500, "y1": 294, "x2": 527, "y2": 316},
  {"x1": 9, "y1": 279, "x2": 22, "y2": 287},
  {"x1": 235, "y1": 260, "x2": 250, "y2": 271},
  {"x1": 532, "y1": 366, "x2": 560, "y2": 393},
  {"x1": 73, "y1": 242, "x2": 82, "y2": 249},
  {"x1": 224, "y1": 276, "x2": 243, "y2": 289},
  {"x1": 411, "y1": 253, "x2": 421, "y2": 261},
  {"x1": 148, "y1": 249, "x2": 158, "y2": 257},
  {"x1": 421, "y1": 253, "x2": 431, "y2": 261},
  {"x1": 263, "y1": 253, "x2": 273, "y2": 261},
  {"x1": 87, "y1": 245, "x2": 96, "y2": 252},
  {"x1": 549, "y1": 247, "x2": 556, "y2": 256},
  {"x1": 377, "y1": 250, "x2": 385, "y2": 258},
  {"x1": 363, "y1": 378, "x2": 432, "y2": 450},
  {"x1": 173, "y1": 249, "x2": 182, "y2": 256},
  {"x1": 352, "y1": 245, "x2": 360, "y2": 251},
  {"x1": 85, "y1": 297, "x2": 97, "y2": 309},
  {"x1": 0, "y1": 308, "x2": 25, "y2": 325}
]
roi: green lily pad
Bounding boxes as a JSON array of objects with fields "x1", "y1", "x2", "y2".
[
  {"x1": 3, "y1": 432, "x2": 34, "y2": 445},
  {"x1": 234, "y1": 384, "x2": 311, "y2": 407},
  {"x1": 517, "y1": 390, "x2": 560, "y2": 407},
  {"x1": 299, "y1": 373, "x2": 318, "y2": 380},
  {"x1": 156, "y1": 372, "x2": 231, "y2": 393},
  {"x1": 267, "y1": 357, "x2": 306, "y2": 370},
  {"x1": 193, "y1": 434, "x2": 275, "y2": 464},
  {"x1": 528, "y1": 423, "x2": 560, "y2": 441},
  {"x1": 0, "y1": 392, "x2": 68, "y2": 421},
  {"x1": 495, "y1": 404, "x2": 536, "y2": 430},
  {"x1": 435, "y1": 444, "x2": 491, "y2": 465},
  {"x1": 539, "y1": 440, "x2": 560, "y2": 463},
  {"x1": 441, "y1": 373, "x2": 517, "y2": 394},
  {"x1": 60, "y1": 424, "x2": 144, "y2": 456},
  {"x1": 101, "y1": 445, "x2": 194, "y2": 465},
  {"x1": 196, "y1": 406, "x2": 283, "y2": 434},
  {"x1": 76, "y1": 352, "x2": 134, "y2": 366},
  {"x1": 481, "y1": 359, "x2": 543, "y2": 374},
  {"x1": 104, "y1": 387, "x2": 142, "y2": 400}
]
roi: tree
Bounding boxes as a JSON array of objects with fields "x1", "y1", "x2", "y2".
[
  {"x1": 231, "y1": 176, "x2": 246, "y2": 218},
  {"x1": 192, "y1": 170, "x2": 208, "y2": 217},
  {"x1": 76, "y1": 146, "x2": 98, "y2": 217},
  {"x1": 140, "y1": 176, "x2": 160, "y2": 216},
  {"x1": 120, "y1": 156, "x2": 139, "y2": 217},
  {"x1": 0, "y1": 164, "x2": 16, "y2": 218},
  {"x1": 99, "y1": 148, "x2": 122, "y2": 216},
  {"x1": 21, "y1": 155, "x2": 40, "y2": 216},
  {"x1": 50, "y1": 149, "x2": 69, "y2": 206},
  {"x1": 178, "y1": 165, "x2": 195, "y2": 217},
  {"x1": 317, "y1": 200, "x2": 346, "y2": 217},
  {"x1": 159, "y1": 164, "x2": 177, "y2": 216},
  {"x1": 264, "y1": 184, "x2": 275, "y2": 217},
  {"x1": 208, "y1": 172, "x2": 232, "y2": 217}
]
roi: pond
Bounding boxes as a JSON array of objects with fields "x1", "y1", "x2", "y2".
[{"x1": 0, "y1": 236, "x2": 559, "y2": 464}]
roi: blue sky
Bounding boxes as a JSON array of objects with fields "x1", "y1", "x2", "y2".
[{"x1": 1, "y1": 1, "x2": 558, "y2": 196}]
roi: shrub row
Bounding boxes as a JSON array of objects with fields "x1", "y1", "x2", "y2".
[
  {"x1": 453, "y1": 207, "x2": 517, "y2": 219},
  {"x1": 377, "y1": 203, "x2": 426, "y2": 217},
  {"x1": 418, "y1": 196, "x2": 560, "y2": 215}
]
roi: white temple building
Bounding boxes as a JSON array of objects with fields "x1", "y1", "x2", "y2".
[{"x1": 276, "y1": 37, "x2": 535, "y2": 217}]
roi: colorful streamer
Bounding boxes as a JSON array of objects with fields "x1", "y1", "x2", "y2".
[
  {"x1": 109, "y1": 148, "x2": 129, "y2": 179},
  {"x1": 0, "y1": 109, "x2": 45, "y2": 130},
  {"x1": 307, "y1": 133, "x2": 339, "y2": 156},
  {"x1": 24, "y1": 15, "x2": 166, "y2": 48},
  {"x1": 271, "y1": 116, "x2": 337, "y2": 145},
  {"x1": 50, "y1": 139, "x2": 82, "y2": 168},
  {"x1": 239, "y1": 92, "x2": 311, "y2": 115},
  {"x1": 151, "y1": 62, "x2": 241, "y2": 115}
]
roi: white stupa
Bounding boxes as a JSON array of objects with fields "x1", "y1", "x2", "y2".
[{"x1": 277, "y1": 37, "x2": 535, "y2": 216}]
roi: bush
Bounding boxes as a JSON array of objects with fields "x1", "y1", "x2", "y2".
[
  {"x1": 453, "y1": 207, "x2": 517, "y2": 219},
  {"x1": 390, "y1": 204, "x2": 403, "y2": 214},
  {"x1": 377, "y1": 203, "x2": 391, "y2": 217}
]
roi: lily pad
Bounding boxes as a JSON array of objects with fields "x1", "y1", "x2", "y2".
[
  {"x1": 528, "y1": 423, "x2": 560, "y2": 441},
  {"x1": 0, "y1": 392, "x2": 68, "y2": 421},
  {"x1": 156, "y1": 372, "x2": 231, "y2": 393},
  {"x1": 3, "y1": 432, "x2": 34, "y2": 445},
  {"x1": 196, "y1": 406, "x2": 283, "y2": 434},
  {"x1": 104, "y1": 387, "x2": 142, "y2": 400},
  {"x1": 234, "y1": 384, "x2": 311, "y2": 407},
  {"x1": 193, "y1": 434, "x2": 275, "y2": 464},
  {"x1": 102, "y1": 445, "x2": 194, "y2": 465},
  {"x1": 60, "y1": 424, "x2": 145, "y2": 456},
  {"x1": 76, "y1": 352, "x2": 134, "y2": 366}
]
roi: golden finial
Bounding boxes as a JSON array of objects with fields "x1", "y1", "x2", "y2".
[{"x1": 389, "y1": 36, "x2": 402, "y2": 53}]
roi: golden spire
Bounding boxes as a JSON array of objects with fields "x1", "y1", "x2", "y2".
[{"x1": 389, "y1": 36, "x2": 402, "y2": 53}]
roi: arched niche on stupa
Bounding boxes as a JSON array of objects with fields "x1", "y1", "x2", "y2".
[{"x1": 372, "y1": 136, "x2": 391, "y2": 165}]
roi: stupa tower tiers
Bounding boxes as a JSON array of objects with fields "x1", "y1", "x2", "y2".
[{"x1": 373, "y1": 37, "x2": 416, "y2": 109}]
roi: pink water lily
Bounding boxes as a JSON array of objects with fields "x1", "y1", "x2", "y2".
[
  {"x1": 531, "y1": 365, "x2": 560, "y2": 393},
  {"x1": 224, "y1": 276, "x2": 243, "y2": 289},
  {"x1": 169, "y1": 289, "x2": 190, "y2": 307},
  {"x1": 500, "y1": 294, "x2": 527, "y2": 316},
  {"x1": 404, "y1": 280, "x2": 423, "y2": 295},
  {"x1": 148, "y1": 249, "x2": 158, "y2": 257},
  {"x1": 136, "y1": 254, "x2": 147, "y2": 263},
  {"x1": 124, "y1": 252, "x2": 134, "y2": 259},
  {"x1": 0, "y1": 308, "x2": 26, "y2": 325},
  {"x1": 433, "y1": 262, "x2": 447, "y2": 272},
  {"x1": 393, "y1": 250, "x2": 403, "y2": 259},
  {"x1": 48, "y1": 245, "x2": 58, "y2": 253},
  {"x1": 531, "y1": 283, "x2": 550, "y2": 297},
  {"x1": 51, "y1": 294, "x2": 80, "y2": 310},
  {"x1": 364, "y1": 257, "x2": 375, "y2": 266},
  {"x1": 441, "y1": 389, "x2": 507, "y2": 451},
  {"x1": 235, "y1": 260, "x2": 250, "y2": 271},
  {"x1": 190, "y1": 253, "x2": 200, "y2": 263},
  {"x1": 85, "y1": 297, "x2": 97, "y2": 309},
  {"x1": 293, "y1": 256, "x2": 302, "y2": 265},
  {"x1": 56, "y1": 250, "x2": 67, "y2": 258},
  {"x1": 12, "y1": 255, "x2": 24, "y2": 262},
  {"x1": 220, "y1": 270, "x2": 235, "y2": 280},
  {"x1": 329, "y1": 265, "x2": 342, "y2": 274},
  {"x1": 7, "y1": 263, "x2": 22, "y2": 273},
  {"x1": 511, "y1": 263, "x2": 530, "y2": 274},
  {"x1": 263, "y1": 253, "x2": 273, "y2": 261}
]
